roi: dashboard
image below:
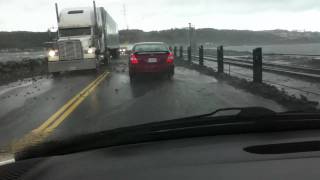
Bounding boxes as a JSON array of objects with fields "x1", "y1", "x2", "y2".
[{"x1": 2, "y1": 129, "x2": 320, "y2": 180}]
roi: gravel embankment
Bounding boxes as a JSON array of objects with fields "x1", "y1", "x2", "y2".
[{"x1": 0, "y1": 58, "x2": 48, "y2": 86}]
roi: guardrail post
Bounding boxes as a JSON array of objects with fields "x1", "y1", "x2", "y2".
[
  {"x1": 179, "y1": 46, "x2": 183, "y2": 59},
  {"x1": 199, "y1": 45, "x2": 204, "y2": 66},
  {"x1": 174, "y1": 46, "x2": 177, "y2": 57},
  {"x1": 187, "y1": 46, "x2": 192, "y2": 63},
  {"x1": 253, "y1": 47, "x2": 263, "y2": 83},
  {"x1": 217, "y1": 46, "x2": 224, "y2": 73}
]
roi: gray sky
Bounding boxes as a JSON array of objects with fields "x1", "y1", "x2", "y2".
[{"x1": 1, "y1": 0, "x2": 320, "y2": 32}]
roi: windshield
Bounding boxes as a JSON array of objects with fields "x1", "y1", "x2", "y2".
[
  {"x1": 59, "y1": 27, "x2": 91, "y2": 37},
  {"x1": 133, "y1": 43, "x2": 169, "y2": 52},
  {"x1": 0, "y1": 0, "x2": 320, "y2": 161}
]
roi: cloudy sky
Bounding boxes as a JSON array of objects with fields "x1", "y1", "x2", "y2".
[{"x1": 1, "y1": 0, "x2": 320, "y2": 32}]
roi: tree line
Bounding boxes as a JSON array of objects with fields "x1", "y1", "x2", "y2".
[
  {"x1": 0, "y1": 31, "x2": 55, "y2": 50},
  {"x1": 1, "y1": 28, "x2": 320, "y2": 50},
  {"x1": 120, "y1": 28, "x2": 320, "y2": 45}
]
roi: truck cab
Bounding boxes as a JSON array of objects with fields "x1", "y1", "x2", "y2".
[{"x1": 47, "y1": 4, "x2": 119, "y2": 74}]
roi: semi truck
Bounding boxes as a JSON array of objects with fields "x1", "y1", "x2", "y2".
[{"x1": 47, "y1": 1, "x2": 119, "y2": 74}]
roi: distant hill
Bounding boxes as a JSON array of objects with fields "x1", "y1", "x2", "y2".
[
  {"x1": 0, "y1": 31, "x2": 55, "y2": 50},
  {"x1": 120, "y1": 28, "x2": 320, "y2": 46},
  {"x1": 1, "y1": 28, "x2": 320, "y2": 50}
]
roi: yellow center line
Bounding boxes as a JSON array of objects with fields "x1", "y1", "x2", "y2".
[
  {"x1": 44, "y1": 72, "x2": 109, "y2": 133},
  {"x1": 10, "y1": 71, "x2": 110, "y2": 152},
  {"x1": 33, "y1": 72, "x2": 107, "y2": 133}
]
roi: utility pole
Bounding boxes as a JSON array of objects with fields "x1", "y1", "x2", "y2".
[
  {"x1": 55, "y1": 3, "x2": 60, "y2": 23},
  {"x1": 188, "y1": 23, "x2": 192, "y2": 49},
  {"x1": 55, "y1": 3, "x2": 60, "y2": 38},
  {"x1": 188, "y1": 23, "x2": 196, "y2": 56},
  {"x1": 123, "y1": 4, "x2": 129, "y2": 30}
]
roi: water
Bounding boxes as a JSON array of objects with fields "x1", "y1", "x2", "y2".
[
  {"x1": 0, "y1": 51, "x2": 46, "y2": 63},
  {"x1": 224, "y1": 43, "x2": 320, "y2": 55},
  {"x1": 1, "y1": 43, "x2": 320, "y2": 62}
]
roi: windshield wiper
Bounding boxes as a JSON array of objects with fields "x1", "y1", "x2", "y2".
[
  {"x1": 199, "y1": 107, "x2": 319, "y2": 118},
  {"x1": 15, "y1": 107, "x2": 320, "y2": 161},
  {"x1": 193, "y1": 106, "x2": 276, "y2": 118},
  {"x1": 279, "y1": 109, "x2": 320, "y2": 114}
]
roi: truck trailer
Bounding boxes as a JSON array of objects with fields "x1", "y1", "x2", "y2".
[{"x1": 47, "y1": 1, "x2": 119, "y2": 74}]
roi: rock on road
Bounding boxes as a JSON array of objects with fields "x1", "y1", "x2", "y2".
[{"x1": 0, "y1": 57, "x2": 286, "y2": 150}]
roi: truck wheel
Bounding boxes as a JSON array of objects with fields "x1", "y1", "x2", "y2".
[
  {"x1": 104, "y1": 52, "x2": 111, "y2": 65},
  {"x1": 115, "y1": 50, "x2": 120, "y2": 59},
  {"x1": 111, "y1": 49, "x2": 120, "y2": 60},
  {"x1": 95, "y1": 61, "x2": 101, "y2": 74},
  {"x1": 52, "y1": 72, "x2": 60, "y2": 77}
]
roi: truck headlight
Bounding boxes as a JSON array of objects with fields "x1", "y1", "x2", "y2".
[
  {"x1": 87, "y1": 48, "x2": 95, "y2": 54},
  {"x1": 48, "y1": 50, "x2": 57, "y2": 57}
]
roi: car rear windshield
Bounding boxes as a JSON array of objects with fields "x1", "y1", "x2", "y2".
[
  {"x1": 133, "y1": 44, "x2": 169, "y2": 52},
  {"x1": 59, "y1": 27, "x2": 91, "y2": 37}
]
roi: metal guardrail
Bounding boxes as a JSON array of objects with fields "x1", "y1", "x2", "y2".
[
  {"x1": 177, "y1": 46, "x2": 320, "y2": 98},
  {"x1": 209, "y1": 55, "x2": 320, "y2": 76},
  {"x1": 203, "y1": 48, "x2": 320, "y2": 57},
  {"x1": 182, "y1": 49, "x2": 320, "y2": 73},
  {"x1": 182, "y1": 53, "x2": 320, "y2": 79},
  {"x1": 264, "y1": 53, "x2": 320, "y2": 57}
]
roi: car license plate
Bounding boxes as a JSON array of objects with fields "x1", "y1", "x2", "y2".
[{"x1": 148, "y1": 58, "x2": 157, "y2": 63}]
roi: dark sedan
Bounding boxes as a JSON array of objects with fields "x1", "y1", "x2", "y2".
[{"x1": 129, "y1": 42, "x2": 175, "y2": 79}]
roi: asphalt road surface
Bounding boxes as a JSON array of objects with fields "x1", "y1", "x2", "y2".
[
  {"x1": 0, "y1": 57, "x2": 286, "y2": 152},
  {"x1": 196, "y1": 58, "x2": 320, "y2": 106}
]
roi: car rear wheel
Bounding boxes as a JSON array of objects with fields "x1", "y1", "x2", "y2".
[
  {"x1": 129, "y1": 75, "x2": 136, "y2": 81},
  {"x1": 129, "y1": 71, "x2": 136, "y2": 81},
  {"x1": 52, "y1": 72, "x2": 60, "y2": 77},
  {"x1": 167, "y1": 68, "x2": 174, "y2": 79}
]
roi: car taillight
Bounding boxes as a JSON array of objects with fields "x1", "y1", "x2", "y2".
[
  {"x1": 130, "y1": 54, "x2": 139, "y2": 64},
  {"x1": 166, "y1": 52, "x2": 174, "y2": 63}
]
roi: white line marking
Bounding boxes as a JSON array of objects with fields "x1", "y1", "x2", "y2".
[
  {"x1": 0, "y1": 81, "x2": 33, "y2": 96},
  {"x1": 0, "y1": 153, "x2": 15, "y2": 166}
]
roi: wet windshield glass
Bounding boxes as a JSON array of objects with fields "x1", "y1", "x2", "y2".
[
  {"x1": 59, "y1": 27, "x2": 91, "y2": 37},
  {"x1": 133, "y1": 44, "x2": 169, "y2": 52},
  {"x1": 0, "y1": 0, "x2": 319, "y2": 158}
]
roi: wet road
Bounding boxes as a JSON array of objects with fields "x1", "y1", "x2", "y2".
[
  {"x1": 189, "y1": 57, "x2": 320, "y2": 108},
  {"x1": 0, "y1": 57, "x2": 286, "y2": 151}
]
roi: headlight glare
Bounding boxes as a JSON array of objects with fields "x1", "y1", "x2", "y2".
[
  {"x1": 48, "y1": 50, "x2": 56, "y2": 57},
  {"x1": 87, "y1": 48, "x2": 95, "y2": 54}
]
